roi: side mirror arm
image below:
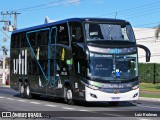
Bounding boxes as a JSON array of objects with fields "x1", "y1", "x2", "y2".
[{"x1": 136, "y1": 44, "x2": 151, "y2": 62}]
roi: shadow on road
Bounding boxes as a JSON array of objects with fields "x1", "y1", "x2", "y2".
[{"x1": 13, "y1": 93, "x2": 137, "y2": 108}]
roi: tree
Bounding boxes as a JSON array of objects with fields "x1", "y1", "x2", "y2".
[{"x1": 155, "y1": 24, "x2": 160, "y2": 39}]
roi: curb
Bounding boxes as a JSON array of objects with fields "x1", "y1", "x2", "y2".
[
  {"x1": 139, "y1": 97, "x2": 160, "y2": 102},
  {"x1": 0, "y1": 85, "x2": 10, "y2": 88}
]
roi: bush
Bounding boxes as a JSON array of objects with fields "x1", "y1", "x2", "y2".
[{"x1": 139, "y1": 63, "x2": 160, "y2": 83}]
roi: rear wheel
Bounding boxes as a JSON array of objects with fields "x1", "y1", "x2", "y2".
[
  {"x1": 19, "y1": 82, "x2": 25, "y2": 98},
  {"x1": 25, "y1": 82, "x2": 32, "y2": 99}
]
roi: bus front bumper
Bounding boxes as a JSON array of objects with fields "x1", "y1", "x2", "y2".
[{"x1": 85, "y1": 86, "x2": 139, "y2": 102}]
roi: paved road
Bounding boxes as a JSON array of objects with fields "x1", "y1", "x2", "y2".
[{"x1": 0, "y1": 87, "x2": 160, "y2": 120}]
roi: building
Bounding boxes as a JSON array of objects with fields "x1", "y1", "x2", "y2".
[{"x1": 134, "y1": 28, "x2": 160, "y2": 63}]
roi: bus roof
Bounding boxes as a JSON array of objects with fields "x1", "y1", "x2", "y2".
[{"x1": 12, "y1": 18, "x2": 129, "y2": 34}]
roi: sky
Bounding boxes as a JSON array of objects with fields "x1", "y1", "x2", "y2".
[{"x1": 0, "y1": 0, "x2": 160, "y2": 57}]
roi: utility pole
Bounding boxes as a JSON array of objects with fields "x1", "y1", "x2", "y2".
[
  {"x1": 0, "y1": 20, "x2": 7, "y2": 85},
  {"x1": 0, "y1": 11, "x2": 20, "y2": 85},
  {"x1": 1, "y1": 11, "x2": 21, "y2": 30},
  {"x1": 13, "y1": 12, "x2": 21, "y2": 30}
]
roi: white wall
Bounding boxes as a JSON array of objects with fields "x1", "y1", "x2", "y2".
[{"x1": 133, "y1": 28, "x2": 160, "y2": 63}]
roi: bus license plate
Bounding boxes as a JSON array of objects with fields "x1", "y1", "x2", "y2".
[{"x1": 111, "y1": 97, "x2": 120, "y2": 101}]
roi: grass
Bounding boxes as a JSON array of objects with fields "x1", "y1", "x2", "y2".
[
  {"x1": 140, "y1": 93, "x2": 160, "y2": 99},
  {"x1": 140, "y1": 83, "x2": 160, "y2": 92},
  {"x1": 139, "y1": 83, "x2": 160, "y2": 98}
]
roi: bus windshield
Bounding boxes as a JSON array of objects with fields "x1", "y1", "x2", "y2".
[
  {"x1": 85, "y1": 22, "x2": 135, "y2": 42},
  {"x1": 88, "y1": 53, "x2": 138, "y2": 81}
]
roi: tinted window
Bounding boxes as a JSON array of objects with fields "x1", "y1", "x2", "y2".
[
  {"x1": 57, "y1": 23, "x2": 69, "y2": 46},
  {"x1": 51, "y1": 28, "x2": 57, "y2": 44},
  {"x1": 69, "y1": 22, "x2": 83, "y2": 42},
  {"x1": 37, "y1": 30, "x2": 49, "y2": 45},
  {"x1": 21, "y1": 33, "x2": 28, "y2": 47},
  {"x1": 11, "y1": 34, "x2": 20, "y2": 48},
  {"x1": 28, "y1": 32, "x2": 37, "y2": 46},
  {"x1": 11, "y1": 35, "x2": 16, "y2": 48}
]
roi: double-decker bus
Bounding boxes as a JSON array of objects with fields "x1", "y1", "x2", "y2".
[{"x1": 10, "y1": 18, "x2": 150, "y2": 105}]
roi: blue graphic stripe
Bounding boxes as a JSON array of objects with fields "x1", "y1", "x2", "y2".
[
  {"x1": 50, "y1": 27, "x2": 58, "y2": 87},
  {"x1": 26, "y1": 28, "x2": 50, "y2": 81}
]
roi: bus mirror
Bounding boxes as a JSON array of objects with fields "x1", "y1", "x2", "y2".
[{"x1": 137, "y1": 44, "x2": 151, "y2": 62}]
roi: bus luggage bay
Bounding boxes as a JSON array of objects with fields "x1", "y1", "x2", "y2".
[{"x1": 10, "y1": 18, "x2": 150, "y2": 105}]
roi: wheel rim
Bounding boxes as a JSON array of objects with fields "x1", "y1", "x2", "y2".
[
  {"x1": 20, "y1": 85, "x2": 24, "y2": 94},
  {"x1": 26, "y1": 85, "x2": 30, "y2": 96},
  {"x1": 67, "y1": 89, "x2": 72, "y2": 100}
]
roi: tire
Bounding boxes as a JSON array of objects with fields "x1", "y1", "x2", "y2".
[
  {"x1": 24, "y1": 82, "x2": 32, "y2": 99},
  {"x1": 64, "y1": 86, "x2": 74, "y2": 105},
  {"x1": 19, "y1": 82, "x2": 25, "y2": 98}
]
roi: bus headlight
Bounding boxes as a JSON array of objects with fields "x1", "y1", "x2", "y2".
[
  {"x1": 132, "y1": 85, "x2": 139, "y2": 90},
  {"x1": 88, "y1": 85, "x2": 99, "y2": 90},
  {"x1": 81, "y1": 81, "x2": 99, "y2": 90}
]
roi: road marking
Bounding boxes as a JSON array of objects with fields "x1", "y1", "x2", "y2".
[
  {"x1": 18, "y1": 99, "x2": 26, "y2": 102},
  {"x1": 78, "y1": 109, "x2": 90, "y2": 111},
  {"x1": 102, "y1": 113, "x2": 122, "y2": 117},
  {"x1": 45, "y1": 104, "x2": 57, "y2": 107},
  {"x1": 6, "y1": 98, "x2": 15, "y2": 100},
  {"x1": 62, "y1": 107, "x2": 75, "y2": 110},
  {"x1": 137, "y1": 104, "x2": 160, "y2": 110},
  {"x1": 30, "y1": 102, "x2": 40, "y2": 105},
  {"x1": 0, "y1": 96, "x2": 5, "y2": 98},
  {"x1": 137, "y1": 118, "x2": 150, "y2": 120}
]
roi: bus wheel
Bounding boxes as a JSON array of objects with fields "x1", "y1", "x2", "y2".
[
  {"x1": 25, "y1": 82, "x2": 32, "y2": 99},
  {"x1": 19, "y1": 82, "x2": 25, "y2": 98},
  {"x1": 64, "y1": 86, "x2": 74, "y2": 105}
]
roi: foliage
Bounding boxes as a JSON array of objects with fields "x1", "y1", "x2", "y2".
[
  {"x1": 139, "y1": 63, "x2": 160, "y2": 83},
  {"x1": 140, "y1": 83, "x2": 160, "y2": 92},
  {"x1": 155, "y1": 24, "x2": 160, "y2": 39}
]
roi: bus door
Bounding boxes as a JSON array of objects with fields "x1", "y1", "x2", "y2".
[
  {"x1": 47, "y1": 23, "x2": 71, "y2": 97},
  {"x1": 47, "y1": 27, "x2": 57, "y2": 95},
  {"x1": 26, "y1": 28, "x2": 50, "y2": 94}
]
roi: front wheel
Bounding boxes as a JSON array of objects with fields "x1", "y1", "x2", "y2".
[{"x1": 64, "y1": 86, "x2": 74, "y2": 105}]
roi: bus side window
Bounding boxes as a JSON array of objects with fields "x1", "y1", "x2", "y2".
[
  {"x1": 28, "y1": 32, "x2": 37, "y2": 46},
  {"x1": 37, "y1": 30, "x2": 49, "y2": 46},
  {"x1": 57, "y1": 23, "x2": 69, "y2": 46},
  {"x1": 51, "y1": 28, "x2": 56, "y2": 44},
  {"x1": 21, "y1": 33, "x2": 28, "y2": 47},
  {"x1": 11, "y1": 35, "x2": 16, "y2": 48},
  {"x1": 69, "y1": 22, "x2": 83, "y2": 43},
  {"x1": 12, "y1": 34, "x2": 20, "y2": 48}
]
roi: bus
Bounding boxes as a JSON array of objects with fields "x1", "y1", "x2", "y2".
[{"x1": 10, "y1": 18, "x2": 150, "y2": 105}]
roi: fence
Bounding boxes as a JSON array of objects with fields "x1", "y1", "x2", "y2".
[{"x1": 139, "y1": 63, "x2": 160, "y2": 84}]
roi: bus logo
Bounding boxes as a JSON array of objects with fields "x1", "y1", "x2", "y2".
[{"x1": 114, "y1": 90, "x2": 119, "y2": 94}]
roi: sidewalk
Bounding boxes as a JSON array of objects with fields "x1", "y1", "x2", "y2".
[
  {"x1": 139, "y1": 90, "x2": 160, "y2": 101},
  {"x1": 0, "y1": 84, "x2": 10, "y2": 88}
]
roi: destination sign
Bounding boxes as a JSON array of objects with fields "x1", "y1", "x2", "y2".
[{"x1": 88, "y1": 46, "x2": 137, "y2": 54}]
